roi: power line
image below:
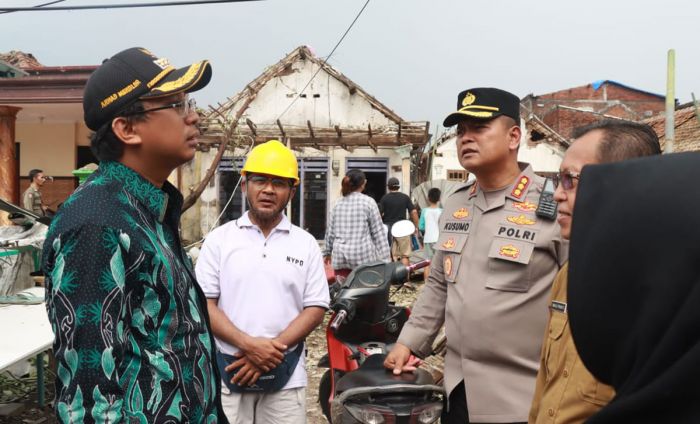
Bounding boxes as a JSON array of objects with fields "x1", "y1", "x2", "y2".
[
  {"x1": 0, "y1": 0, "x2": 66, "y2": 15},
  {"x1": 276, "y1": 0, "x2": 371, "y2": 121},
  {"x1": 0, "y1": 0, "x2": 261, "y2": 12}
]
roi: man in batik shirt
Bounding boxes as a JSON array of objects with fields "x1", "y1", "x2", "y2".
[{"x1": 42, "y1": 47, "x2": 226, "y2": 423}]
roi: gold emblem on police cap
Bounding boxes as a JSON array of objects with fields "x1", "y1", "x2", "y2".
[{"x1": 462, "y1": 92, "x2": 476, "y2": 107}]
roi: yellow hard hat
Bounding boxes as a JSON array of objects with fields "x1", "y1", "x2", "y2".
[{"x1": 241, "y1": 140, "x2": 300, "y2": 185}]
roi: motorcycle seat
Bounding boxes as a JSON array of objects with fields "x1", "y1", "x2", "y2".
[{"x1": 335, "y1": 353, "x2": 434, "y2": 393}]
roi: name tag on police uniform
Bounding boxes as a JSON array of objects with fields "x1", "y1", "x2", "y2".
[{"x1": 551, "y1": 301, "x2": 567, "y2": 313}]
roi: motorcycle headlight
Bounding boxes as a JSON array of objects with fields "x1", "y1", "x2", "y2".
[
  {"x1": 410, "y1": 402, "x2": 443, "y2": 424},
  {"x1": 345, "y1": 403, "x2": 394, "y2": 424}
]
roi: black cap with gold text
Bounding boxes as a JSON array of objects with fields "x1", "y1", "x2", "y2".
[
  {"x1": 443, "y1": 87, "x2": 520, "y2": 127},
  {"x1": 83, "y1": 47, "x2": 212, "y2": 131}
]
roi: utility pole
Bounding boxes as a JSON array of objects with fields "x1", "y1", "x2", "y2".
[{"x1": 665, "y1": 49, "x2": 675, "y2": 153}]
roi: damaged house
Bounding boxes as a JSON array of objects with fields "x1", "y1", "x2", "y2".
[{"x1": 181, "y1": 46, "x2": 430, "y2": 242}]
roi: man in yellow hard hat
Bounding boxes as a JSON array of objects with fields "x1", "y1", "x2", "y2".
[{"x1": 196, "y1": 140, "x2": 330, "y2": 423}]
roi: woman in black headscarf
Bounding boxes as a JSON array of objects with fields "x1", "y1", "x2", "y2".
[{"x1": 568, "y1": 151, "x2": 700, "y2": 423}]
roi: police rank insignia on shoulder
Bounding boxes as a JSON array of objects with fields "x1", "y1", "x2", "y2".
[
  {"x1": 452, "y1": 208, "x2": 469, "y2": 219},
  {"x1": 499, "y1": 244, "x2": 520, "y2": 259},
  {"x1": 511, "y1": 176, "x2": 530, "y2": 199},
  {"x1": 506, "y1": 214, "x2": 536, "y2": 226},
  {"x1": 444, "y1": 256, "x2": 453, "y2": 278},
  {"x1": 442, "y1": 238, "x2": 456, "y2": 249}
]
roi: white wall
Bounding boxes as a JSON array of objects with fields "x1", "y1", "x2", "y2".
[
  {"x1": 431, "y1": 135, "x2": 462, "y2": 180},
  {"x1": 243, "y1": 60, "x2": 396, "y2": 130},
  {"x1": 517, "y1": 142, "x2": 564, "y2": 173}
]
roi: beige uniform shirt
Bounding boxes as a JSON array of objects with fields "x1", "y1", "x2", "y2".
[
  {"x1": 22, "y1": 186, "x2": 44, "y2": 216},
  {"x1": 398, "y1": 163, "x2": 567, "y2": 423},
  {"x1": 528, "y1": 263, "x2": 615, "y2": 423}
]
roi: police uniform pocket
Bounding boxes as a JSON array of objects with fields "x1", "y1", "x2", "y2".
[
  {"x1": 544, "y1": 312, "x2": 568, "y2": 379},
  {"x1": 578, "y1": 378, "x2": 615, "y2": 406},
  {"x1": 548, "y1": 311, "x2": 567, "y2": 341},
  {"x1": 485, "y1": 238, "x2": 534, "y2": 292},
  {"x1": 435, "y1": 234, "x2": 467, "y2": 284}
]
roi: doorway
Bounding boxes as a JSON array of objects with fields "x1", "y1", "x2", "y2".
[
  {"x1": 218, "y1": 157, "x2": 245, "y2": 224},
  {"x1": 291, "y1": 157, "x2": 329, "y2": 239},
  {"x1": 346, "y1": 158, "x2": 388, "y2": 203}
]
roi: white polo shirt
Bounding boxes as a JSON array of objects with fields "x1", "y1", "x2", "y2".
[{"x1": 196, "y1": 212, "x2": 330, "y2": 390}]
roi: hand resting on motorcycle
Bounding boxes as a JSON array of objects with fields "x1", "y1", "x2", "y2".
[{"x1": 384, "y1": 342, "x2": 423, "y2": 375}]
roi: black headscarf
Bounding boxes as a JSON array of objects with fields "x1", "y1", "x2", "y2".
[{"x1": 568, "y1": 152, "x2": 700, "y2": 424}]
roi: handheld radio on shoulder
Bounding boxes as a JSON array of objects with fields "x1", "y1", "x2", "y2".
[{"x1": 536, "y1": 178, "x2": 558, "y2": 221}]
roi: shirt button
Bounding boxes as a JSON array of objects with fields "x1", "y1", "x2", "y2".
[
  {"x1": 263, "y1": 254, "x2": 266, "y2": 258},
  {"x1": 548, "y1": 408, "x2": 555, "y2": 417},
  {"x1": 563, "y1": 369, "x2": 569, "y2": 377}
]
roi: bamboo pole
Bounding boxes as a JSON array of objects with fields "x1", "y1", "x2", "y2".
[{"x1": 665, "y1": 49, "x2": 675, "y2": 153}]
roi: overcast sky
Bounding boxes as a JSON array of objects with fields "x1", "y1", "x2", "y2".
[{"x1": 2, "y1": 0, "x2": 698, "y2": 136}]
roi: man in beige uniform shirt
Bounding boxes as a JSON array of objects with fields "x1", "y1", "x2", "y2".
[
  {"x1": 22, "y1": 168, "x2": 49, "y2": 216},
  {"x1": 385, "y1": 87, "x2": 567, "y2": 423},
  {"x1": 528, "y1": 120, "x2": 661, "y2": 423}
]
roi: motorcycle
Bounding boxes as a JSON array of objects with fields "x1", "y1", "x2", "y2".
[{"x1": 318, "y1": 259, "x2": 444, "y2": 423}]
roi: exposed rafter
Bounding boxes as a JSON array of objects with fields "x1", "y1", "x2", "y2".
[{"x1": 198, "y1": 45, "x2": 429, "y2": 151}]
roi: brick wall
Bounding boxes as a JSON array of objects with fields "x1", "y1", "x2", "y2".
[
  {"x1": 527, "y1": 82, "x2": 666, "y2": 139},
  {"x1": 19, "y1": 177, "x2": 77, "y2": 212}
]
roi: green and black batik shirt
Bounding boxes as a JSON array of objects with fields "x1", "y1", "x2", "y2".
[{"x1": 43, "y1": 161, "x2": 226, "y2": 423}]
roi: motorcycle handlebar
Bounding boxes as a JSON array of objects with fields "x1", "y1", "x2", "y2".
[
  {"x1": 406, "y1": 259, "x2": 431, "y2": 273},
  {"x1": 330, "y1": 309, "x2": 348, "y2": 331}
]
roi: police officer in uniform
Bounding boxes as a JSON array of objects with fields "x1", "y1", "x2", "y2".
[{"x1": 384, "y1": 88, "x2": 567, "y2": 423}]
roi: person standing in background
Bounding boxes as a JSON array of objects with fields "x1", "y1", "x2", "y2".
[
  {"x1": 379, "y1": 177, "x2": 419, "y2": 266},
  {"x1": 418, "y1": 187, "x2": 442, "y2": 280},
  {"x1": 324, "y1": 169, "x2": 391, "y2": 279},
  {"x1": 23, "y1": 168, "x2": 49, "y2": 216}
]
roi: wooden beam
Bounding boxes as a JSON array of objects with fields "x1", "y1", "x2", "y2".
[
  {"x1": 307, "y1": 120, "x2": 322, "y2": 150},
  {"x1": 246, "y1": 118, "x2": 257, "y2": 137},
  {"x1": 366, "y1": 124, "x2": 377, "y2": 152},
  {"x1": 276, "y1": 119, "x2": 286, "y2": 139},
  {"x1": 367, "y1": 139, "x2": 377, "y2": 153},
  {"x1": 333, "y1": 125, "x2": 347, "y2": 150},
  {"x1": 200, "y1": 134, "x2": 425, "y2": 147},
  {"x1": 423, "y1": 120, "x2": 430, "y2": 145}
]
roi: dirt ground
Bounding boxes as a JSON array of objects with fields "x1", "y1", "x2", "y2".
[{"x1": 1, "y1": 283, "x2": 424, "y2": 423}]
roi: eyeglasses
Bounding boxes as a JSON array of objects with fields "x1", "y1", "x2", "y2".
[
  {"x1": 552, "y1": 170, "x2": 581, "y2": 190},
  {"x1": 247, "y1": 174, "x2": 293, "y2": 189},
  {"x1": 122, "y1": 97, "x2": 197, "y2": 118}
]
